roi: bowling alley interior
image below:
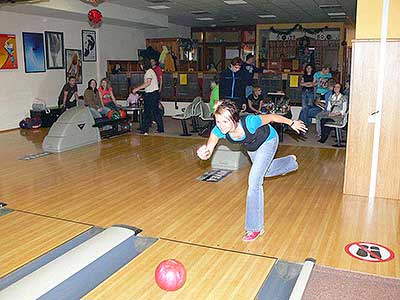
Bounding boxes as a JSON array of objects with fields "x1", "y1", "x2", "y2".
[{"x1": 0, "y1": 0, "x2": 399, "y2": 299}]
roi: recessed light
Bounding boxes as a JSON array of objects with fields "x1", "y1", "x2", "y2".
[
  {"x1": 211, "y1": 24, "x2": 217, "y2": 27},
  {"x1": 147, "y1": 5, "x2": 170, "y2": 9},
  {"x1": 190, "y1": 11, "x2": 209, "y2": 15},
  {"x1": 196, "y1": 17, "x2": 214, "y2": 21},
  {"x1": 224, "y1": 0, "x2": 247, "y2": 5},
  {"x1": 327, "y1": 12, "x2": 346, "y2": 16},
  {"x1": 319, "y1": 4, "x2": 342, "y2": 8},
  {"x1": 258, "y1": 14, "x2": 276, "y2": 18}
]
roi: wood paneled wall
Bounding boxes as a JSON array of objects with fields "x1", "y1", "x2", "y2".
[{"x1": 344, "y1": 40, "x2": 400, "y2": 199}]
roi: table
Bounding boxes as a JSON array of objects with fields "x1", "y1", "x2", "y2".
[{"x1": 122, "y1": 105, "x2": 144, "y2": 129}]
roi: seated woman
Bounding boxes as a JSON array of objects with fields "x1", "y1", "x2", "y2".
[
  {"x1": 246, "y1": 85, "x2": 264, "y2": 114},
  {"x1": 317, "y1": 83, "x2": 348, "y2": 143},
  {"x1": 84, "y1": 79, "x2": 110, "y2": 118},
  {"x1": 98, "y1": 78, "x2": 120, "y2": 111}
]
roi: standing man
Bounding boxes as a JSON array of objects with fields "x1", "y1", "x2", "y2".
[
  {"x1": 313, "y1": 65, "x2": 332, "y2": 102},
  {"x1": 219, "y1": 57, "x2": 246, "y2": 111},
  {"x1": 58, "y1": 76, "x2": 79, "y2": 110},
  {"x1": 241, "y1": 54, "x2": 273, "y2": 98}
]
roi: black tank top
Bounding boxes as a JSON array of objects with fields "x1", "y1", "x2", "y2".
[{"x1": 225, "y1": 116, "x2": 270, "y2": 151}]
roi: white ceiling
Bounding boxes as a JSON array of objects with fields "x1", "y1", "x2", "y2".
[{"x1": 110, "y1": 0, "x2": 357, "y2": 27}]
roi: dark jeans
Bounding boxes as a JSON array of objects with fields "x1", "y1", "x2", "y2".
[
  {"x1": 319, "y1": 118, "x2": 334, "y2": 143},
  {"x1": 142, "y1": 90, "x2": 164, "y2": 133}
]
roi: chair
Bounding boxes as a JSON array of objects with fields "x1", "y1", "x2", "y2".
[
  {"x1": 172, "y1": 102, "x2": 195, "y2": 136},
  {"x1": 198, "y1": 102, "x2": 215, "y2": 137},
  {"x1": 325, "y1": 112, "x2": 348, "y2": 147},
  {"x1": 191, "y1": 99, "x2": 203, "y2": 133},
  {"x1": 172, "y1": 97, "x2": 202, "y2": 136}
]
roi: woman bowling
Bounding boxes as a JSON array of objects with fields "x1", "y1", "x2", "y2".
[{"x1": 197, "y1": 100, "x2": 307, "y2": 242}]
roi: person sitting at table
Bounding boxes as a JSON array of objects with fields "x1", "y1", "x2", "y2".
[
  {"x1": 246, "y1": 85, "x2": 264, "y2": 114},
  {"x1": 84, "y1": 79, "x2": 110, "y2": 118},
  {"x1": 98, "y1": 78, "x2": 120, "y2": 111}
]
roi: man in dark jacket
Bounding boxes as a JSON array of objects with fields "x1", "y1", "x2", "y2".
[
  {"x1": 219, "y1": 57, "x2": 246, "y2": 111},
  {"x1": 241, "y1": 54, "x2": 273, "y2": 98}
]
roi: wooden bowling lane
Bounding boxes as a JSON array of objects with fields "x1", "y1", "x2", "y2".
[
  {"x1": 2, "y1": 130, "x2": 399, "y2": 278},
  {"x1": 82, "y1": 239, "x2": 276, "y2": 300},
  {"x1": 0, "y1": 211, "x2": 91, "y2": 278}
]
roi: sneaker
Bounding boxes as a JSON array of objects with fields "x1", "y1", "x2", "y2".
[{"x1": 242, "y1": 229, "x2": 265, "y2": 242}]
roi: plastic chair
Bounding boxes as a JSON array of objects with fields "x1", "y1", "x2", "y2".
[{"x1": 325, "y1": 112, "x2": 348, "y2": 147}]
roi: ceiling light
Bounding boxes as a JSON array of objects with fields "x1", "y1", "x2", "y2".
[
  {"x1": 224, "y1": 0, "x2": 247, "y2": 5},
  {"x1": 327, "y1": 12, "x2": 346, "y2": 16},
  {"x1": 190, "y1": 11, "x2": 209, "y2": 15},
  {"x1": 196, "y1": 17, "x2": 214, "y2": 21},
  {"x1": 258, "y1": 14, "x2": 276, "y2": 18},
  {"x1": 146, "y1": 0, "x2": 171, "y2": 2},
  {"x1": 319, "y1": 4, "x2": 342, "y2": 8},
  {"x1": 148, "y1": 5, "x2": 170, "y2": 9}
]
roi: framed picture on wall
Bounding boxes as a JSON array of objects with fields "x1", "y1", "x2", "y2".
[
  {"x1": 22, "y1": 32, "x2": 45, "y2": 73},
  {"x1": 0, "y1": 33, "x2": 18, "y2": 70},
  {"x1": 82, "y1": 30, "x2": 96, "y2": 62},
  {"x1": 45, "y1": 31, "x2": 64, "y2": 69},
  {"x1": 65, "y1": 48, "x2": 82, "y2": 84}
]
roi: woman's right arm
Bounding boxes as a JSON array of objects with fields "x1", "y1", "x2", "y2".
[{"x1": 197, "y1": 133, "x2": 219, "y2": 160}]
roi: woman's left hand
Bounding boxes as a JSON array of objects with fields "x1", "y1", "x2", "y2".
[{"x1": 290, "y1": 120, "x2": 308, "y2": 134}]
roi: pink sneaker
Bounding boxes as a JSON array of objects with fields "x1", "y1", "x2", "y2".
[{"x1": 242, "y1": 229, "x2": 265, "y2": 242}]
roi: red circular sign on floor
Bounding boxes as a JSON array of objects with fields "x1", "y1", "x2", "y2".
[{"x1": 345, "y1": 242, "x2": 395, "y2": 263}]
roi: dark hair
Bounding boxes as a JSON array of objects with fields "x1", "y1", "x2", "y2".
[
  {"x1": 322, "y1": 65, "x2": 330, "y2": 71},
  {"x1": 68, "y1": 76, "x2": 76, "y2": 81},
  {"x1": 245, "y1": 54, "x2": 254, "y2": 61},
  {"x1": 230, "y1": 57, "x2": 242, "y2": 66},
  {"x1": 87, "y1": 79, "x2": 98, "y2": 94},
  {"x1": 303, "y1": 63, "x2": 314, "y2": 75},
  {"x1": 214, "y1": 100, "x2": 240, "y2": 124},
  {"x1": 252, "y1": 84, "x2": 261, "y2": 90},
  {"x1": 141, "y1": 58, "x2": 152, "y2": 71},
  {"x1": 100, "y1": 78, "x2": 111, "y2": 90}
]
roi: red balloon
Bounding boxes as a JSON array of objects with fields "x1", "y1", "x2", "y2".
[
  {"x1": 155, "y1": 259, "x2": 186, "y2": 291},
  {"x1": 88, "y1": 9, "x2": 102, "y2": 25}
]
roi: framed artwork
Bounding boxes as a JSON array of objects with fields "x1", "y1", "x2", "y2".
[
  {"x1": 22, "y1": 32, "x2": 45, "y2": 73},
  {"x1": 65, "y1": 48, "x2": 82, "y2": 84},
  {"x1": 82, "y1": 30, "x2": 96, "y2": 62},
  {"x1": 45, "y1": 31, "x2": 64, "y2": 69},
  {"x1": 0, "y1": 34, "x2": 18, "y2": 70}
]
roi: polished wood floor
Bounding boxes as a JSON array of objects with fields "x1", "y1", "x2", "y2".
[
  {"x1": 0, "y1": 211, "x2": 90, "y2": 277},
  {"x1": 1, "y1": 129, "x2": 399, "y2": 278},
  {"x1": 83, "y1": 239, "x2": 275, "y2": 300}
]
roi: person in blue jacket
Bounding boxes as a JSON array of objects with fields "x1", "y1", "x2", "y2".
[
  {"x1": 219, "y1": 57, "x2": 246, "y2": 111},
  {"x1": 197, "y1": 100, "x2": 307, "y2": 242}
]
